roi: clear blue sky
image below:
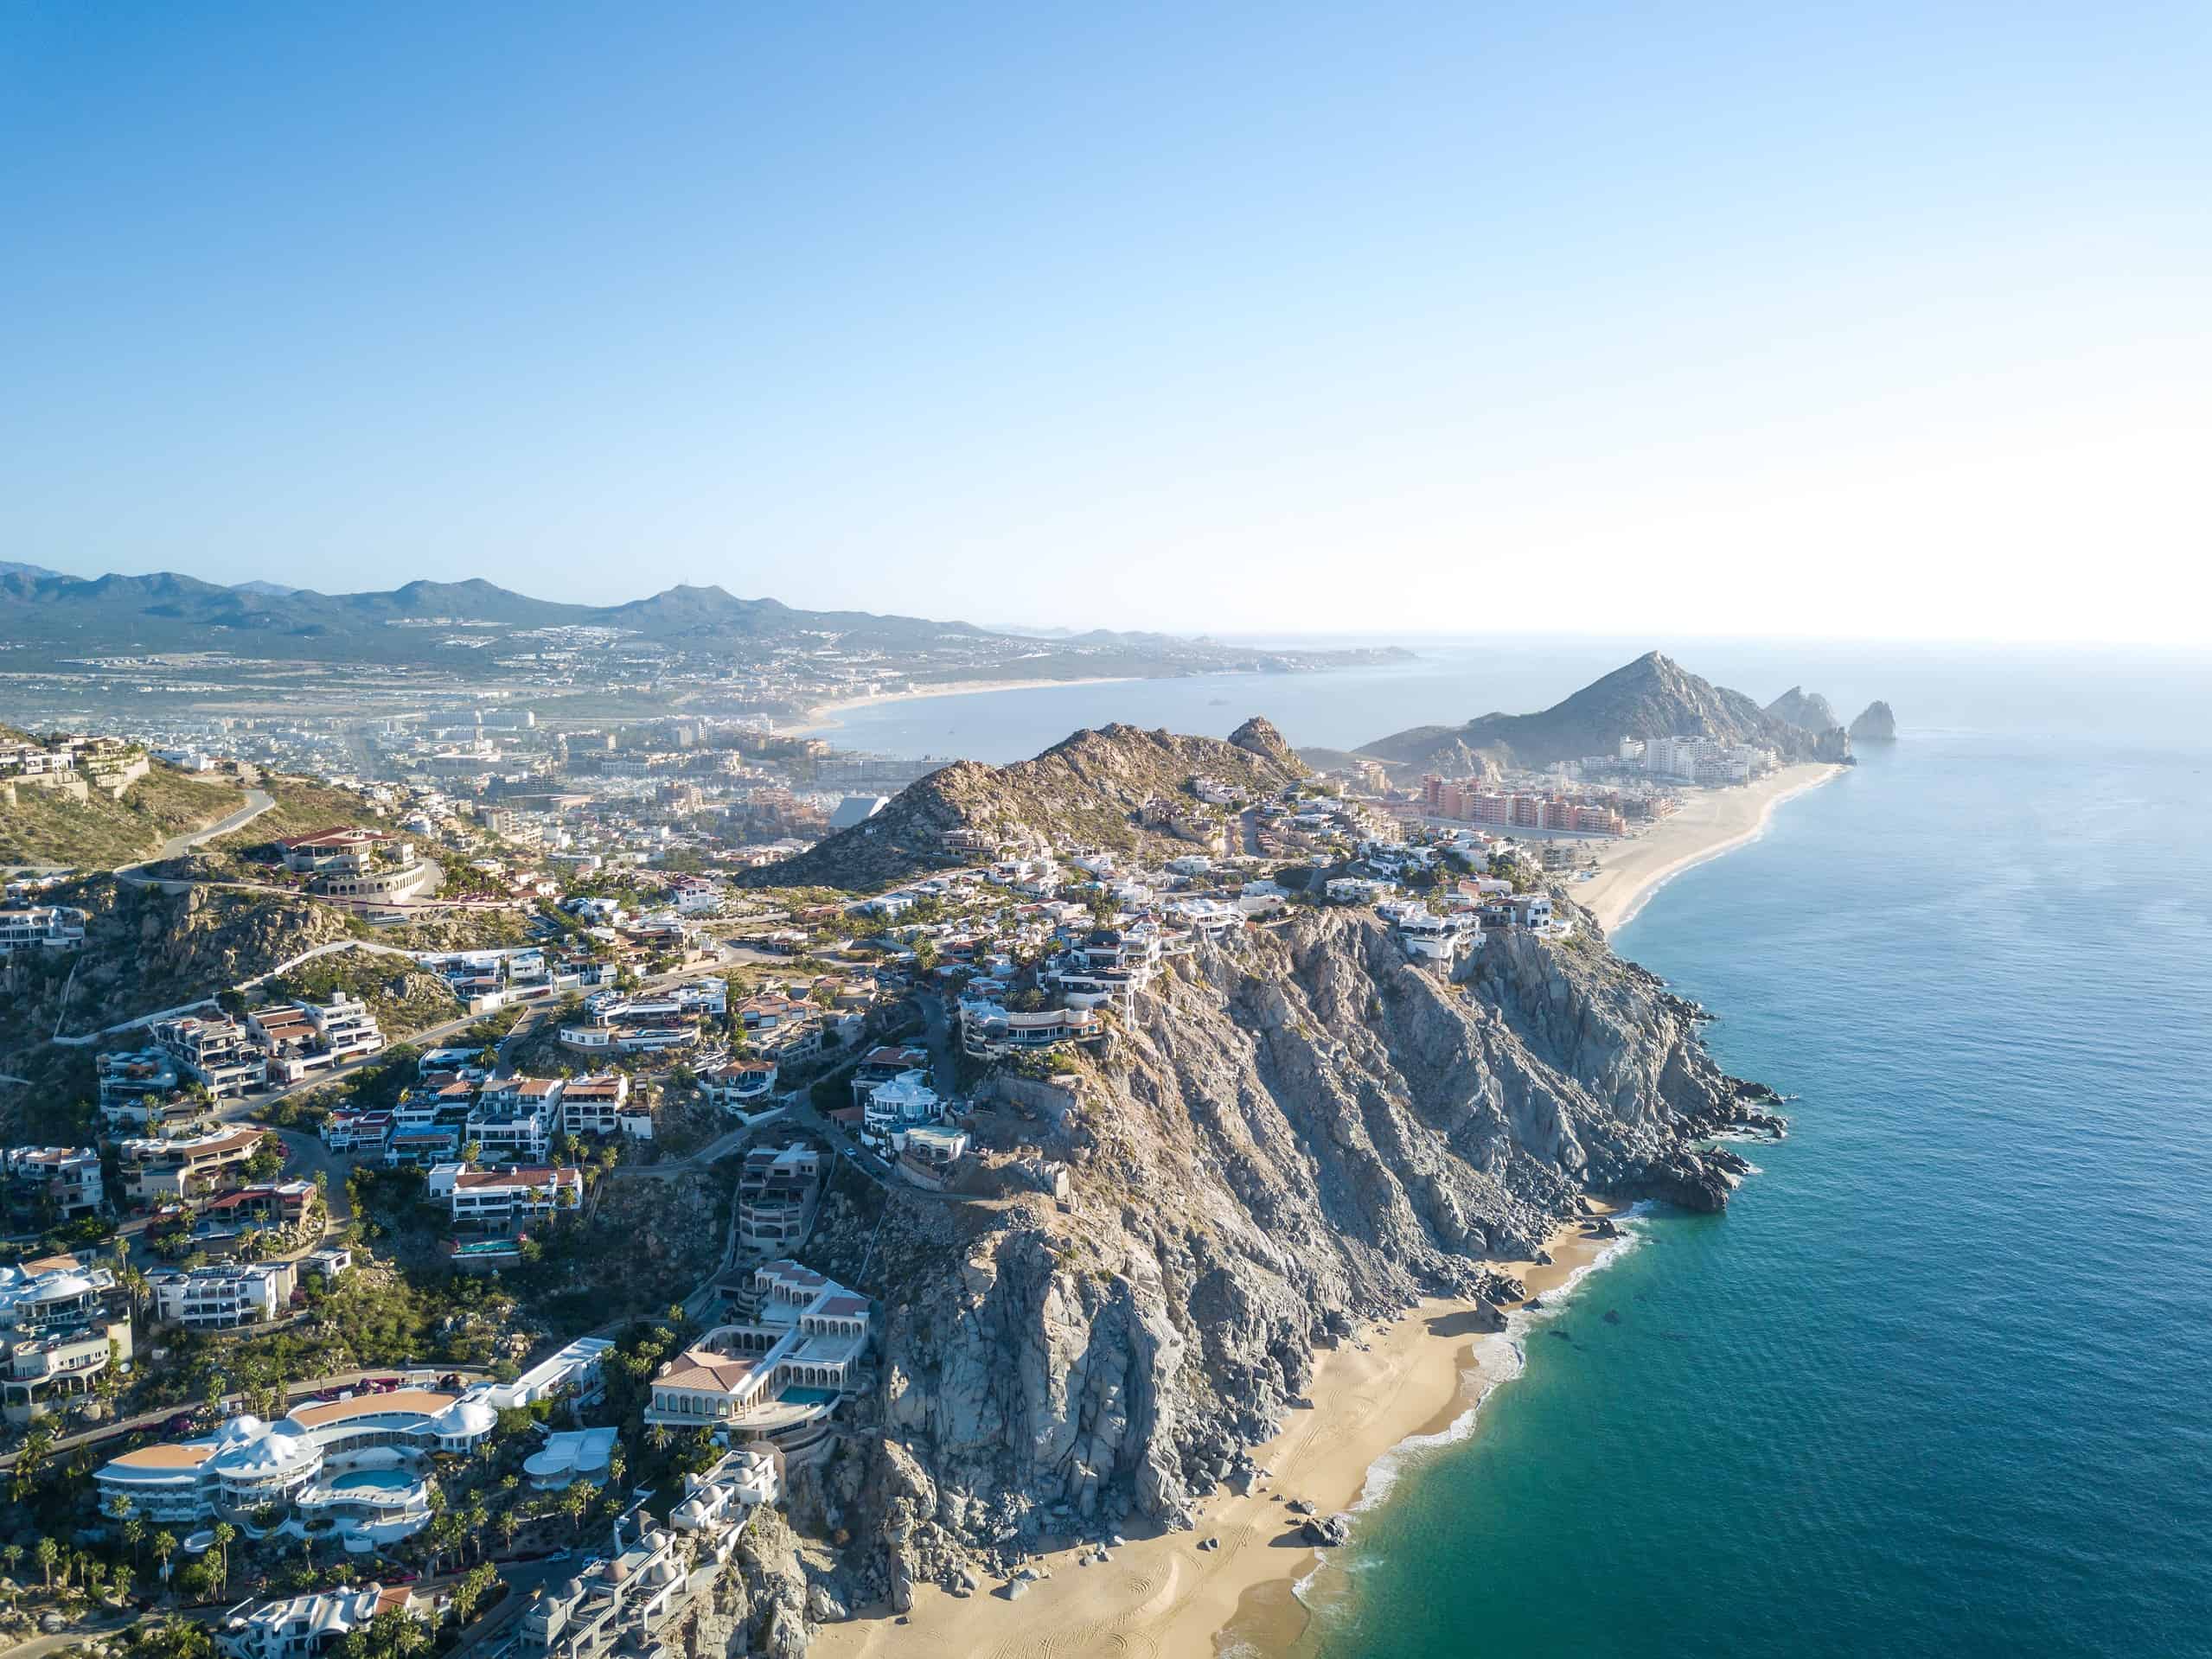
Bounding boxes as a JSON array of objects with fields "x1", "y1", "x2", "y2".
[{"x1": 3, "y1": 2, "x2": 2206, "y2": 641}]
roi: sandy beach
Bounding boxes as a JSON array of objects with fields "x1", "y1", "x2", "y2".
[
  {"x1": 793, "y1": 675, "x2": 1140, "y2": 735},
  {"x1": 1569, "y1": 762, "x2": 1841, "y2": 933},
  {"x1": 810, "y1": 1214, "x2": 1628, "y2": 1659}
]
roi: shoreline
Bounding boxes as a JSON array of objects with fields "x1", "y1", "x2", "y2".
[
  {"x1": 1570, "y1": 762, "x2": 1843, "y2": 935},
  {"x1": 791, "y1": 675, "x2": 1142, "y2": 735},
  {"x1": 809, "y1": 1211, "x2": 1634, "y2": 1659}
]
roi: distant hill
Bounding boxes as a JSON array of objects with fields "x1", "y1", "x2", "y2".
[
  {"x1": 0, "y1": 561, "x2": 61, "y2": 581},
  {"x1": 0, "y1": 569, "x2": 1403, "y2": 680},
  {"x1": 739, "y1": 717, "x2": 1306, "y2": 891},
  {"x1": 1764, "y1": 686, "x2": 1843, "y2": 731},
  {"x1": 1361, "y1": 652, "x2": 1817, "y2": 773}
]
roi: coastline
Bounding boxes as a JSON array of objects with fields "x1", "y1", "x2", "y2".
[
  {"x1": 791, "y1": 675, "x2": 1141, "y2": 735},
  {"x1": 809, "y1": 1213, "x2": 1632, "y2": 1659},
  {"x1": 1570, "y1": 762, "x2": 1842, "y2": 934}
]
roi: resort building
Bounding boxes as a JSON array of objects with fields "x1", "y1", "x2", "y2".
[
  {"x1": 248, "y1": 995, "x2": 386, "y2": 1083},
  {"x1": 956, "y1": 999, "x2": 1103, "y2": 1061},
  {"x1": 96, "y1": 1388, "x2": 497, "y2": 1547},
  {"x1": 644, "y1": 1260, "x2": 870, "y2": 1463},
  {"x1": 670, "y1": 1445, "x2": 781, "y2": 1553},
  {"x1": 518, "y1": 1515, "x2": 690, "y2": 1659},
  {"x1": 466, "y1": 1076, "x2": 562, "y2": 1162},
  {"x1": 0, "y1": 905, "x2": 87, "y2": 955},
  {"x1": 522, "y1": 1425, "x2": 619, "y2": 1491}
]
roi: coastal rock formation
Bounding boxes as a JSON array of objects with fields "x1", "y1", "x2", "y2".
[
  {"x1": 1850, "y1": 700, "x2": 1898, "y2": 742},
  {"x1": 815, "y1": 906, "x2": 1783, "y2": 1603},
  {"x1": 1763, "y1": 686, "x2": 1843, "y2": 731},
  {"x1": 1361, "y1": 652, "x2": 1820, "y2": 775}
]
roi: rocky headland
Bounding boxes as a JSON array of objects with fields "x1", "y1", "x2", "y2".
[
  {"x1": 777, "y1": 901, "x2": 1784, "y2": 1630},
  {"x1": 1850, "y1": 699, "x2": 1898, "y2": 742}
]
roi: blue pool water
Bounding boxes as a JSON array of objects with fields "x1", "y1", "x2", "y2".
[{"x1": 329, "y1": 1468, "x2": 415, "y2": 1492}]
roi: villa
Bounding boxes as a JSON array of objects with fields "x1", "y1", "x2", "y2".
[
  {"x1": 522, "y1": 1424, "x2": 618, "y2": 1491},
  {"x1": 466, "y1": 1076, "x2": 563, "y2": 1161},
  {"x1": 859, "y1": 1069, "x2": 942, "y2": 1150},
  {"x1": 146, "y1": 1261, "x2": 297, "y2": 1329},
  {"x1": 153, "y1": 1014, "x2": 269, "y2": 1098},
  {"x1": 0, "y1": 1256, "x2": 132, "y2": 1426},
  {"x1": 1, "y1": 1146, "x2": 105, "y2": 1222},
  {"x1": 559, "y1": 1073, "x2": 652, "y2": 1139},
  {"x1": 96, "y1": 1048, "x2": 182, "y2": 1130},
  {"x1": 700, "y1": 1056, "x2": 779, "y2": 1112},
  {"x1": 735, "y1": 1144, "x2": 822, "y2": 1253},
  {"x1": 429, "y1": 1163, "x2": 583, "y2": 1231},
  {"x1": 95, "y1": 1388, "x2": 496, "y2": 1547},
  {"x1": 217, "y1": 1583, "x2": 441, "y2": 1659},
  {"x1": 116, "y1": 1124, "x2": 267, "y2": 1205},
  {"x1": 645, "y1": 1260, "x2": 870, "y2": 1464},
  {"x1": 956, "y1": 999, "x2": 1103, "y2": 1061}
]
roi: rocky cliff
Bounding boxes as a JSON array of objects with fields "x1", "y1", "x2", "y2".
[
  {"x1": 738, "y1": 718, "x2": 1307, "y2": 891},
  {"x1": 1849, "y1": 700, "x2": 1897, "y2": 742},
  {"x1": 1362, "y1": 652, "x2": 1819, "y2": 774},
  {"x1": 801, "y1": 906, "x2": 1780, "y2": 1610}
]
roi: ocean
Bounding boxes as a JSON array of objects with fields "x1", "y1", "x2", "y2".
[{"x1": 819, "y1": 641, "x2": 2212, "y2": 1656}]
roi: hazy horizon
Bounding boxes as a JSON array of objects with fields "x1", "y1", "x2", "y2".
[{"x1": 5, "y1": 3, "x2": 2207, "y2": 646}]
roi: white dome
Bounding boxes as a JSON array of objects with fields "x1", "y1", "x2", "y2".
[{"x1": 433, "y1": 1397, "x2": 497, "y2": 1437}]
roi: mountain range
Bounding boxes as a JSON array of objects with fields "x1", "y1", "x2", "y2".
[{"x1": 0, "y1": 567, "x2": 1398, "y2": 677}]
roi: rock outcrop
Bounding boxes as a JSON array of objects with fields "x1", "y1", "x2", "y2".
[
  {"x1": 1849, "y1": 700, "x2": 1897, "y2": 742},
  {"x1": 818, "y1": 906, "x2": 1784, "y2": 1602},
  {"x1": 1763, "y1": 686, "x2": 1843, "y2": 732}
]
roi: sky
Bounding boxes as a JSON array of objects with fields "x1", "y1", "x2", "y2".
[{"x1": 3, "y1": 1, "x2": 2207, "y2": 644}]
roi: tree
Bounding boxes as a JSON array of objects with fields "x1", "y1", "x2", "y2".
[
  {"x1": 34, "y1": 1535, "x2": 57, "y2": 1591},
  {"x1": 152, "y1": 1531, "x2": 177, "y2": 1582},
  {"x1": 451, "y1": 1561, "x2": 498, "y2": 1626},
  {"x1": 123, "y1": 1515, "x2": 146, "y2": 1566},
  {"x1": 211, "y1": 1522, "x2": 235, "y2": 1593}
]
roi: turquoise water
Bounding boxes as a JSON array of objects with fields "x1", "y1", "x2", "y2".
[{"x1": 1293, "y1": 730, "x2": 2212, "y2": 1656}]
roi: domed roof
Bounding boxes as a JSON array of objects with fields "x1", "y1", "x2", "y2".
[
  {"x1": 432, "y1": 1396, "x2": 497, "y2": 1436},
  {"x1": 648, "y1": 1528, "x2": 671, "y2": 1549},
  {"x1": 213, "y1": 1426, "x2": 312, "y2": 1477},
  {"x1": 559, "y1": 1578, "x2": 585, "y2": 1600},
  {"x1": 29, "y1": 1273, "x2": 93, "y2": 1302}
]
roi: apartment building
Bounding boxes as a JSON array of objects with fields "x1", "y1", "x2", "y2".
[
  {"x1": 466, "y1": 1077, "x2": 562, "y2": 1162},
  {"x1": 147, "y1": 1261, "x2": 296, "y2": 1329}
]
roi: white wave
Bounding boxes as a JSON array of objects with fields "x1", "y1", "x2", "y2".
[{"x1": 1347, "y1": 1207, "x2": 1653, "y2": 1515}]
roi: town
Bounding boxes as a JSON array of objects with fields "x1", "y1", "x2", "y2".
[{"x1": 0, "y1": 696, "x2": 1757, "y2": 1659}]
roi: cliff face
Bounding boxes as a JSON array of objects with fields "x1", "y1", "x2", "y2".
[
  {"x1": 1850, "y1": 700, "x2": 1897, "y2": 742},
  {"x1": 822, "y1": 909, "x2": 1779, "y2": 1604},
  {"x1": 1764, "y1": 686, "x2": 1843, "y2": 731}
]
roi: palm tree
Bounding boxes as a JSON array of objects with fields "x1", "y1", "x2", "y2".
[
  {"x1": 152, "y1": 1530, "x2": 177, "y2": 1584},
  {"x1": 34, "y1": 1536, "x2": 58, "y2": 1591},
  {"x1": 606, "y1": 1444, "x2": 627, "y2": 1496},
  {"x1": 123, "y1": 1515, "x2": 145, "y2": 1565},
  {"x1": 211, "y1": 1522, "x2": 236, "y2": 1593},
  {"x1": 0, "y1": 1543, "x2": 19, "y2": 1594}
]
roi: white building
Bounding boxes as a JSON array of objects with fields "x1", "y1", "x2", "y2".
[
  {"x1": 0, "y1": 905, "x2": 86, "y2": 955},
  {"x1": 429, "y1": 1163, "x2": 584, "y2": 1230},
  {"x1": 860, "y1": 1069, "x2": 941, "y2": 1150},
  {"x1": 218, "y1": 1584, "x2": 438, "y2": 1659},
  {"x1": 147, "y1": 1262, "x2": 295, "y2": 1330}
]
